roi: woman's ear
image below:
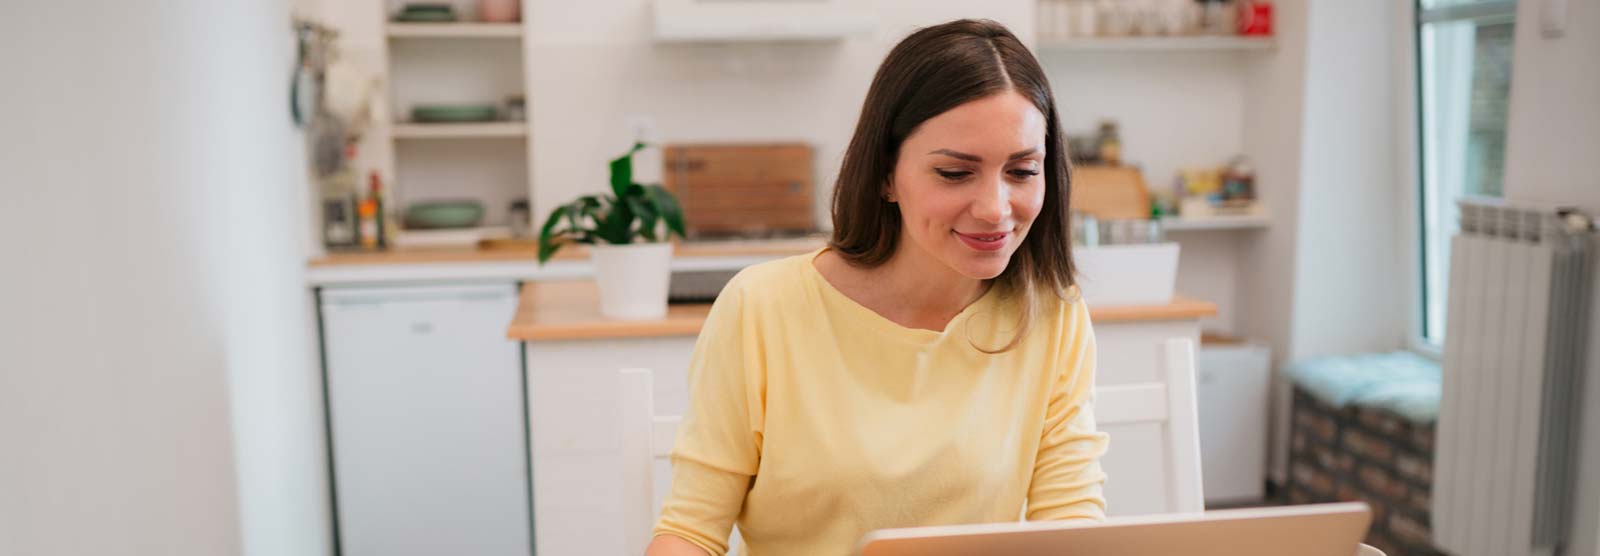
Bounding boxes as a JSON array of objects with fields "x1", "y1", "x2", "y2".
[{"x1": 882, "y1": 178, "x2": 896, "y2": 203}]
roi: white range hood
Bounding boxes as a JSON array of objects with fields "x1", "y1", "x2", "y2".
[{"x1": 653, "y1": 0, "x2": 877, "y2": 42}]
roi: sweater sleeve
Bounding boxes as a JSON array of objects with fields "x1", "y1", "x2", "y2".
[
  {"x1": 652, "y1": 278, "x2": 766, "y2": 555},
  {"x1": 1025, "y1": 299, "x2": 1110, "y2": 521}
]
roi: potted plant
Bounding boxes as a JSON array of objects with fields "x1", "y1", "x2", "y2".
[{"x1": 537, "y1": 142, "x2": 687, "y2": 320}]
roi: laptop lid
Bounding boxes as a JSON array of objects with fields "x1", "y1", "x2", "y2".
[{"x1": 857, "y1": 502, "x2": 1372, "y2": 556}]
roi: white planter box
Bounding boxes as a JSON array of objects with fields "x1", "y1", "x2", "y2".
[{"x1": 1074, "y1": 243, "x2": 1181, "y2": 306}]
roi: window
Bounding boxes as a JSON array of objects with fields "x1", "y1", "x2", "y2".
[{"x1": 1416, "y1": 0, "x2": 1516, "y2": 345}]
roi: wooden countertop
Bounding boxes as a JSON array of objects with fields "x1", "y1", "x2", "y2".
[
  {"x1": 309, "y1": 236, "x2": 827, "y2": 267},
  {"x1": 507, "y1": 281, "x2": 1218, "y2": 341}
]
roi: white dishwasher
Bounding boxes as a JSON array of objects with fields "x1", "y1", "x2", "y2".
[{"x1": 319, "y1": 283, "x2": 531, "y2": 556}]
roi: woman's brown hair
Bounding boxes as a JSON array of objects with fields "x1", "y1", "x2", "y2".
[{"x1": 828, "y1": 18, "x2": 1076, "y2": 353}]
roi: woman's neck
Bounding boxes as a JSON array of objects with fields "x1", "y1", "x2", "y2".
[
  {"x1": 815, "y1": 241, "x2": 993, "y2": 331},
  {"x1": 874, "y1": 241, "x2": 989, "y2": 321}
]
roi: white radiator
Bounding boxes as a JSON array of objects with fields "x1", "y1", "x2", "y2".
[{"x1": 1434, "y1": 199, "x2": 1595, "y2": 556}]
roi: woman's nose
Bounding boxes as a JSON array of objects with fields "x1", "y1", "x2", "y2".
[{"x1": 971, "y1": 175, "x2": 1012, "y2": 224}]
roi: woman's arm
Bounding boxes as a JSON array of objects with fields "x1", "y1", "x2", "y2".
[
  {"x1": 650, "y1": 274, "x2": 765, "y2": 553},
  {"x1": 1026, "y1": 300, "x2": 1110, "y2": 521},
  {"x1": 646, "y1": 534, "x2": 711, "y2": 556}
]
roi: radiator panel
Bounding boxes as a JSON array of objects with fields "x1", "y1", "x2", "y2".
[{"x1": 1433, "y1": 200, "x2": 1592, "y2": 556}]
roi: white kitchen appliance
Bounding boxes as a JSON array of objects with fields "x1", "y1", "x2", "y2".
[{"x1": 319, "y1": 282, "x2": 530, "y2": 556}]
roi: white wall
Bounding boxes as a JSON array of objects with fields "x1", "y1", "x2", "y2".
[
  {"x1": 1500, "y1": 1, "x2": 1600, "y2": 554},
  {"x1": 0, "y1": 2, "x2": 328, "y2": 556},
  {"x1": 523, "y1": 0, "x2": 1035, "y2": 225},
  {"x1": 1237, "y1": 0, "x2": 1309, "y2": 485},
  {"x1": 1285, "y1": 0, "x2": 1406, "y2": 360},
  {"x1": 1234, "y1": 0, "x2": 1412, "y2": 484}
]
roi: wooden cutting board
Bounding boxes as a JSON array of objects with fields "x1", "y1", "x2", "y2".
[
  {"x1": 1071, "y1": 165, "x2": 1151, "y2": 220},
  {"x1": 662, "y1": 143, "x2": 816, "y2": 238}
]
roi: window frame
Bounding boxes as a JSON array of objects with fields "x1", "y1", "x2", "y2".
[{"x1": 1409, "y1": 0, "x2": 1517, "y2": 354}]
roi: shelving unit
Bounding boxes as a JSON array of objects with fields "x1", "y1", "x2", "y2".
[
  {"x1": 377, "y1": 1, "x2": 532, "y2": 240},
  {"x1": 1037, "y1": 35, "x2": 1276, "y2": 51},
  {"x1": 393, "y1": 122, "x2": 528, "y2": 139},
  {"x1": 1034, "y1": 1, "x2": 1284, "y2": 341},
  {"x1": 386, "y1": 22, "x2": 523, "y2": 38},
  {"x1": 1162, "y1": 214, "x2": 1271, "y2": 231}
]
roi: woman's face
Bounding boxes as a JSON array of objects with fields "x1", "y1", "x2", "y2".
[{"x1": 888, "y1": 90, "x2": 1048, "y2": 281}]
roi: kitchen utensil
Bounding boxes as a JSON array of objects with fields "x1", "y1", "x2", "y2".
[
  {"x1": 411, "y1": 104, "x2": 498, "y2": 123},
  {"x1": 662, "y1": 143, "x2": 816, "y2": 239},
  {"x1": 404, "y1": 200, "x2": 486, "y2": 229}
]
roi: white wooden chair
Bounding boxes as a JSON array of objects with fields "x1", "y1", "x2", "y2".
[
  {"x1": 1096, "y1": 337, "x2": 1207, "y2": 515},
  {"x1": 619, "y1": 368, "x2": 742, "y2": 555}
]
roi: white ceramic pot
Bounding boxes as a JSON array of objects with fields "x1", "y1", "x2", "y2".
[{"x1": 590, "y1": 242, "x2": 673, "y2": 320}]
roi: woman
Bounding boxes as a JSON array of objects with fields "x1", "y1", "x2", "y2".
[{"x1": 647, "y1": 19, "x2": 1107, "y2": 556}]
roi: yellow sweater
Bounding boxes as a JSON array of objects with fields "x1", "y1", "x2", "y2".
[{"x1": 653, "y1": 250, "x2": 1109, "y2": 556}]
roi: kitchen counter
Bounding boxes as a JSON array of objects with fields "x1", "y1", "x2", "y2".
[
  {"x1": 506, "y1": 280, "x2": 1218, "y2": 341},
  {"x1": 305, "y1": 236, "x2": 826, "y2": 285}
]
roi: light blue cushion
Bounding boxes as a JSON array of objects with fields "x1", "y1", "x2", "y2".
[{"x1": 1283, "y1": 351, "x2": 1441, "y2": 424}]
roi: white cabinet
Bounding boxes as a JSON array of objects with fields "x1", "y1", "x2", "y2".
[
  {"x1": 1195, "y1": 342, "x2": 1271, "y2": 504},
  {"x1": 524, "y1": 336, "x2": 697, "y2": 556},
  {"x1": 320, "y1": 283, "x2": 530, "y2": 556}
]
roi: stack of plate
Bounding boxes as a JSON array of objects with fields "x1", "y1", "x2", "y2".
[
  {"x1": 411, "y1": 105, "x2": 499, "y2": 123},
  {"x1": 394, "y1": 3, "x2": 457, "y2": 22}
]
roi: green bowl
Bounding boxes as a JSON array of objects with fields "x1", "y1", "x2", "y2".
[
  {"x1": 411, "y1": 105, "x2": 498, "y2": 123},
  {"x1": 405, "y1": 201, "x2": 485, "y2": 229}
]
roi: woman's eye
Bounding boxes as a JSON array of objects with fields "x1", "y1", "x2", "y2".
[
  {"x1": 1009, "y1": 169, "x2": 1041, "y2": 179},
  {"x1": 935, "y1": 169, "x2": 972, "y2": 180}
]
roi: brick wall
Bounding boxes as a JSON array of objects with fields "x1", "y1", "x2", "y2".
[{"x1": 1287, "y1": 388, "x2": 1445, "y2": 556}]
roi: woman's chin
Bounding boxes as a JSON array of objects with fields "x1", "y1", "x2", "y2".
[{"x1": 949, "y1": 255, "x2": 1010, "y2": 281}]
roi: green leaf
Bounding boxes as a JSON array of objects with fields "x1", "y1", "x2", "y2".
[
  {"x1": 646, "y1": 185, "x2": 687, "y2": 239},
  {"x1": 627, "y1": 195, "x2": 659, "y2": 242},
  {"x1": 607, "y1": 142, "x2": 647, "y2": 198},
  {"x1": 595, "y1": 198, "x2": 634, "y2": 244},
  {"x1": 537, "y1": 204, "x2": 572, "y2": 264}
]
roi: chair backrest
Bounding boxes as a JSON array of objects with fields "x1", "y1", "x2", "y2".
[
  {"x1": 1095, "y1": 338, "x2": 1206, "y2": 515},
  {"x1": 619, "y1": 368, "x2": 741, "y2": 555}
]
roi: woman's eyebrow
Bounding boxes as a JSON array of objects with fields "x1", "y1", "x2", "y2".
[{"x1": 927, "y1": 147, "x2": 1040, "y2": 161}]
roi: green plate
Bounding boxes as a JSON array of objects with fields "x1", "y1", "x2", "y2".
[
  {"x1": 405, "y1": 201, "x2": 485, "y2": 230},
  {"x1": 401, "y1": 3, "x2": 454, "y2": 12},
  {"x1": 411, "y1": 105, "x2": 498, "y2": 123},
  {"x1": 394, "y1": 12, "x2": 458, "y2": 22}
]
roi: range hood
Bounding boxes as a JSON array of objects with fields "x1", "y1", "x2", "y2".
[{"x1": 653, "y1": 0, "x2": 877, "y2": 42}]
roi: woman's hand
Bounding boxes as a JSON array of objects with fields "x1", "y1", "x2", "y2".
[{"x1": 645, "y1": 534, "x2": 711, "y2": 556}]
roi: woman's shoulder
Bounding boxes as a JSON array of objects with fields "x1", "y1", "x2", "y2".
[{"x1": 715, "y1": 250, "x2": 820, "y2": 307}]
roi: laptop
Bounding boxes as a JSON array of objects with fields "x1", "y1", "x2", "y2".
[{"x1": 856, "y1": 502, "x2": 1373, "y2": 556}]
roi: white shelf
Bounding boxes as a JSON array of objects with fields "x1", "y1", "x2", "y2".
[
  {"x1": 652, "y1": 0, "x2": 876, "y2": 42},
  {"x1": 386, "y1": 23, "x2": 523, "y2": 39},
  {"x1": 1038, "y1": 35, "x2": 1277, "y2": 52},
  {"x1": 392, "y1": 122, "x2": 527, "y2": 139},
  {"x1": 1162, "y1": 215, "x2": 1271, "y2": 231}
]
